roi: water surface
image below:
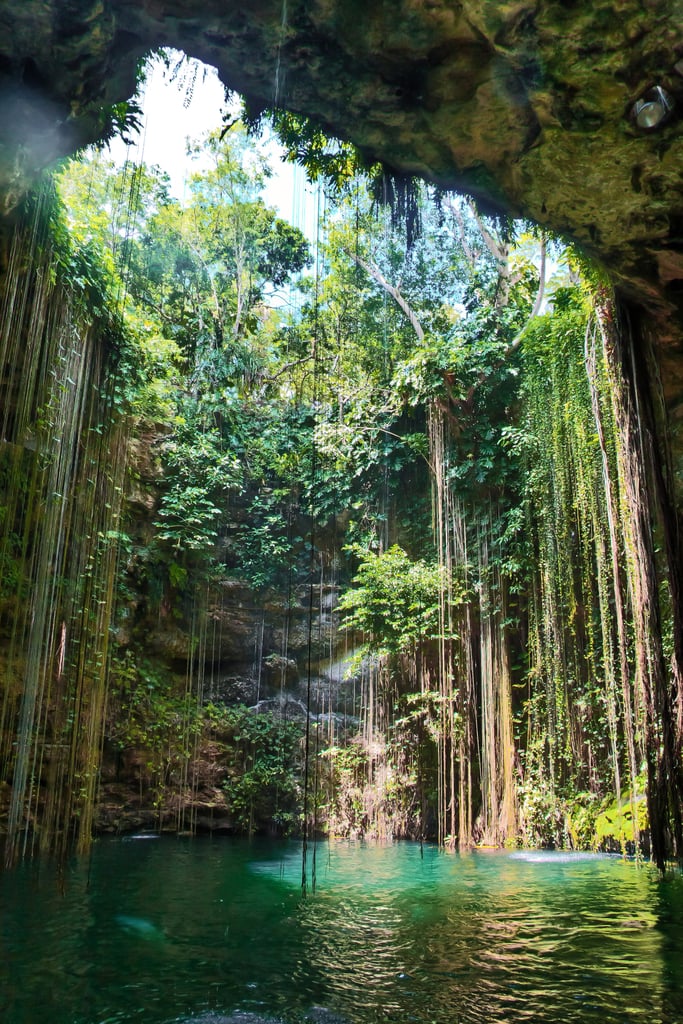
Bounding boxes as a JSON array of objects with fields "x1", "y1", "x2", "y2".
[{"x1": 1, "y1": 837, "x2": 681, "y2": 1024}]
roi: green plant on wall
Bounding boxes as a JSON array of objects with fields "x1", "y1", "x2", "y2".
[
  {"x1": 108, "y1": 651, "x2": 201, "y2": 803},
  {"x1": 338, "y1": 543, "x2": 456, "y2": 656},
  {"x1": 208, "y1": 704, "x2": 304, "y2": 835}
]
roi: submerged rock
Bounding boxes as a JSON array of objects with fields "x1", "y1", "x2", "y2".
[
  {"x1": 179, "y1": 1014, "x2": 283, "y2": 1024},
  {"x1": 179, "y1": 1011, "x2": 346, "y2": 1024},
  {"x1": 114, "y1": 914, "x2": 166, "y2": 942},
  {"x1": 303, "y1": 1009, "x2": 347, "y2": 1024}
]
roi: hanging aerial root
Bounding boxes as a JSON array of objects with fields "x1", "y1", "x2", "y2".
[{"x1": 595, "y1": 291, "x2": 683, "y2": 868}]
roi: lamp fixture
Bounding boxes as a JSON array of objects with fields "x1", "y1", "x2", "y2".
[{"x1": 631, "y1": 85, "x2": 674, "y2": 130}]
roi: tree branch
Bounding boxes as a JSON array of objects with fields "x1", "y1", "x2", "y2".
[
  {"x1": 346, "y1": 249, "x2": 424, "y2": 342},
  {"x1": 466, "y1": 198, "x2": 506, "y2": 266},
  {"x1": 263, "y1": 354, "x2": 314, "y2": 383},
  {"x1": 442, "y1": 195, "x2": 475, "y2": 267},
  {"x1": 507, "y1": 234, "x2": 547, "y2": 352}
]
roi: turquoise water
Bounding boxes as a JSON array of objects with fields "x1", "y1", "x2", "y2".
[{"x1": 1, "y1": 838, "x2": 682, "y2": 1024}]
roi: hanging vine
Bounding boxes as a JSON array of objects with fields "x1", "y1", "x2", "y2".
[{"x1": 0, "y1": 184, "x2": 132, "y2": 862}]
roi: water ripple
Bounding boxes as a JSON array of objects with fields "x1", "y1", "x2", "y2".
[{"x1": 1, "y1": 840, "x2": 681, "y2": 1024}]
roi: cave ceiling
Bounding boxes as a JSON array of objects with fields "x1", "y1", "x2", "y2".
[{"x1": 2, "y1": 0, "x2": 683, "y2": 396}]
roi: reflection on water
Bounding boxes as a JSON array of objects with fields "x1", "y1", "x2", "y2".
[
  {"x1": 508, "y1": 850, "x2": 605, "y2": 863},
  {"x1": 0, "y1": 839, "x2": 681, "y2": 1024}
]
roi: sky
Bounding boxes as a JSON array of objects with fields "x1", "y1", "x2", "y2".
[{"x1": 105, "y1": 52, "x2": 319, "y2": 240}]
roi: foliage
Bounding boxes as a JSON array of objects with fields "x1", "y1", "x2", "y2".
[
  {"x1": 108, "y1": 651, "x2": 201, "y2": 803},
  {"x1": 518, "y1": 782, "x2": 568, "y2": 849},
  {"x1": 154, "y1": 421, "x2": 241, "y2": 554},
  {"x1": 207, "y1": 704, "x2": 304, "y2": 835},
  {"x1": 593, "y1": 793, "x2": 649, "y2": 852},
  {"x1": 94, "y1": 52, "x2": 151, "y2": 146},
  {"x1": 136, "y1": 126, "x2": 310, "y2": 353},
  {"x1": 251, "y1": 109, "x2": 375, "y2": 192},
  {"x1": 228, "y1": 489, "x2": 302, "y2": 590},
  {"x1": 49, "y1": 114, "x2": 655, "y2": 855},
  {"x1": 320, "y1": 732, "x2": 425, "y2": 841},
  {"x1": 338, "y1": 544, "x2": 454, "y2": 656}
]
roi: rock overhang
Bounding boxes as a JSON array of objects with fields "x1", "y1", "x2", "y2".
[{"x1": 2, "y1": 0, "x2": 683, "y2": 390}]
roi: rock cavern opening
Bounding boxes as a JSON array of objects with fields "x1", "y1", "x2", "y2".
[
  {"x1": 2, "y1": 3, "x2": 683, "y2": 1019},
  {"x1": 0, "y1": 33, "x2": 680, "y2": 866}
]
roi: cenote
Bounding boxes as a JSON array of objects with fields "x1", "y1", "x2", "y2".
[
  {"x1": 4, "y1": 9, "x2": 683, "y2": 1023},
  {"x1": 2, "y1": 838, "x2": 682, "y2": 1024}
]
